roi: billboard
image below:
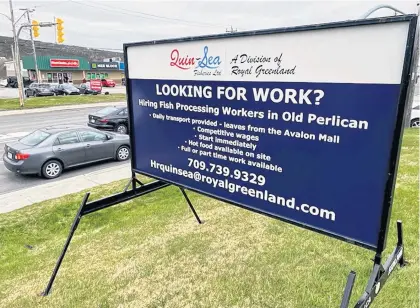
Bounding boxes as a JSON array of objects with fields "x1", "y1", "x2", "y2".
[{"x1": 124, "y1": 16, "x2": 417, "y2": 252}]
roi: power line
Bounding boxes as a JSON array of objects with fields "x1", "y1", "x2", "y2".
[
  {"x1": 97, "y1": 2, "x2": 230, "y2": 28},
  {"x1": 67, "y1": 0, "x2": 231, "y2": 29}
]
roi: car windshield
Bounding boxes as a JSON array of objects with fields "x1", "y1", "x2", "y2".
[
  {"x1": 96, "y1": 107, "x2": 118, "y2": 115},
  {"x1": 19, "y1": 130, "x2": 51, "y2": 146}
]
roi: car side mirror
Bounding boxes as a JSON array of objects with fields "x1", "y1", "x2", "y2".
[{"x1": 106, "y1": 134, "x2": 113, "y2": 140}]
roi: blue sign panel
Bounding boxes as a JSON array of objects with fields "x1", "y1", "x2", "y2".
[
  {"x1": 125, "y1": 17, "x2": 414, "y2": 251},
  {"x1": 119, "y1": 62, "x2": 125, "y2": 70}
]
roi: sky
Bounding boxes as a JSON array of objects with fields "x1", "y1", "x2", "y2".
[{"x1": 0, "y1": 0, "x2": 418, "y2": 51}]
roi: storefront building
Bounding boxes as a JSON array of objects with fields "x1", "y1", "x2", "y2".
[
  {"x1": 22, "y1": 56, "x2": 125, "y2": 84},
  {"x1": 22, "y1": 56, "x2": 89, "y2": 84}
]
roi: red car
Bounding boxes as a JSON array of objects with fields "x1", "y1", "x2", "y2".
[{"x1": 101, "y1": 79, "x2": 116, "y2": 87}]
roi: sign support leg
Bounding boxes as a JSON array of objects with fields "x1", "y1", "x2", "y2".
[
  {"x1": 340, "y1": 271, "x2": 356, "y2": 308},
  {"x1": 180, "y1": 188, "x2": 202, "y2": 224},
  {"x1": 339, "y1": 220, "x2": 406, "y2": 307},
  {"x1": 41, "y1": 192, "x2": 90, "y2": 296},
  {"x1": 123, "y1": 172, "x2": 144, "y2": 193}
]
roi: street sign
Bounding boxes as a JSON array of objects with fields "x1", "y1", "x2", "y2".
[{"x1": 125, "y1": 16, "x2": 417, "y2": 252}]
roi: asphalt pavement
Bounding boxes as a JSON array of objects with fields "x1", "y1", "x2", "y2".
[{"x1": 0, "y1": 104, "x2": 125, "y2": 195}]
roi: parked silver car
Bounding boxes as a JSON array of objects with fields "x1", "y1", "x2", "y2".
[{"x1": 3, "y1": 125, "x2": 130, "y2": 179}]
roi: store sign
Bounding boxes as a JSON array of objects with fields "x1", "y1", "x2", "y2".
[
  {"x1": 91, "y1": 62, "x2": 119, "y2": 70},
  {"x1": 50, "y1": 59, "x2": 80, "y2": 68}
]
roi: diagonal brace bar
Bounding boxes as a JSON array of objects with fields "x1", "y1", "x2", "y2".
[
  {"x1": 41, "y1": 192, "x2": 90, "y2": 296},
  {"x1": 180, "y1": 188, "x2": 202, "y2": 224},
  {"x1": 340, "y1": 271, "x2": 356, "y2": 308},
  {"x1": 123, "y1": 172, "x2": 144, "y2": 193}
]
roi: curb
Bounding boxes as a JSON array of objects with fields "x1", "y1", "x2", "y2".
[
  {"x1": 0, "y1": 101, "x2": 127, "y2": 117},
  {"x1": 0, "y1": 162, "x2": 131, "y2": 214}
]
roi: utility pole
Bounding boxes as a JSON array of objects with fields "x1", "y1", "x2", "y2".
[
  {"x1": 9, "y1": 0, "x2": 25, "y2": 107},
  {"x1": 54, "y1": 16, "x2": 56, "y2": 43},
  {"x1": 21, "y1": 8, "x2": 41, "y2": 83},
  {"x1": 10, "y1": 44, "x2": 17, "y2": 79}
]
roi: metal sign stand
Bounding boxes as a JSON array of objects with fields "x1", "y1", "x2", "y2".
[
  {"x1": 340, "y1": 221, "x2": 406, "y2": 308},
  {"x1": 41, "y1": 174, "x2": 204, "y2": 296},
  {"x1": 42, "y1": 176, "x2": 406, "y2": 306}
]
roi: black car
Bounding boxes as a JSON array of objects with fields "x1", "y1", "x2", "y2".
[
  {"x1": 6, "y1": 76, "x2": 33, "y2": 88},
  {"x1": 78, "y1": 83, "x2": 100, "y2": 95},
  {"x1": 88, "y1": 106, "x2": 129, "y2": 134},
  {"x1": 53, "y1": 83, "x2": 80, "y2": 96},
  {"x1": 88, "y1": 107, "x2": 128, "y2": 134},
  {"x1": 25, "y1": 83, "x2": 55, "y2": 97}
]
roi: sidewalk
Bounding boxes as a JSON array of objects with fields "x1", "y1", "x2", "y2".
[
  {"x1": 0, "y1": 101, "x2": 126, "y2": 117},
  {"x1": 0, "y1": 162, "x2": 131, "y2": 214}
]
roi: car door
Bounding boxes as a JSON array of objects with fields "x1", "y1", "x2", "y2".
[
  {"x1": 57, "y1": 84, "x2": 64, "y2": 95},
  {"x1": 78, "y1": 129, "x2": 115, "y2": 161},
  {"x1": 27, "y1": 83, "x2": 36, "y2": 96},
  {"x1": 52, "y1": 131, "x2": 87, "y2": 167},
  {"x1": 116, "y1": 108, "x2": 128, "y2": 123}
]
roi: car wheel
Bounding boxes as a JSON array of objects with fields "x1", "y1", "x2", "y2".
[
  {"x1": 115, "y1": 124, "x2": 128, "y2": 134},
  {"x1": 410, "y1": 118, "x2": 420, "y2": 128},
  {"x1": 34, "y1": 93, "x2": 38, "y2": 97},
  {"x1": 25, "y1": 91, "x2": 29, "y2": 98},
  {"x1": 53, "y1": 93, "x2": 57, "y2": 96},
  {"x1": 42, "y1": 160, "x2": 63, "y2": 179},
  {"x1": 116, "y1": 146, "x2": 130, "y2": 161}
]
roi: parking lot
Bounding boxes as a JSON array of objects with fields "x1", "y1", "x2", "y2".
[{"x1": 0, "y1": 84, "x2": 126, "y2": 98}]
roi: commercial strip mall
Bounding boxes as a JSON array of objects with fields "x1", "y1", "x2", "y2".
[{"x1": 21, "y1": 56, "x2": 125, "y2": 84}]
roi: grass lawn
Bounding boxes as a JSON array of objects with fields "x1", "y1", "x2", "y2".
[
  {"x1": 0, "y1": 94, "x2": 126, "y2": 110},
  {"x1": 0, "y1": 130, "x2": 418, "y2": 308}
]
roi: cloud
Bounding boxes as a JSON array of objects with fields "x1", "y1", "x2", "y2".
[{"x1": 0, "y1": 0, "x2": 417, "y2": 50}]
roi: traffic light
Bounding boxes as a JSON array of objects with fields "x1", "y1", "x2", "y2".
[
  {"x1": 56, "y1": 18, "x2": 64, "y2": 44},
  {"x1": 32, "y1": 20, "x2": 39, "y2": 38}
]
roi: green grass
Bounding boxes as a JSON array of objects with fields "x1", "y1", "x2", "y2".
[
  {"x1": 0, "y1": 130, "x2": 418, "y2": 308},
  {"x1": 0, "y1": 94, "x2": 126, "y2": 110}
]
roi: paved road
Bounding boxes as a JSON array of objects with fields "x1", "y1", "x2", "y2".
[
  {"x1": 0, "y1": 105, "x2": 126, "y2": 195},
  {"x1": 0, "y1": 85, "x2": 126, "y2": 98}
]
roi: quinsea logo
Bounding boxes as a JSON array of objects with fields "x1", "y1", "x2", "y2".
[{"x1": 169, "y1": 46, "x2": 222, "y2": 76}]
